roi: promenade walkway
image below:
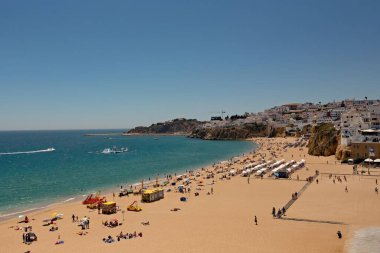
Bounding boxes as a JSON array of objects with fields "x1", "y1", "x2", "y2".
[
  {"x1": 276, "y1": 173, "x2": 347, "y2": 225},
  {"x1": 279, "y1": 173, "x2": 319, "y2": 218}
]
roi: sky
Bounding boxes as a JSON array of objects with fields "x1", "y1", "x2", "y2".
[{"x1": 0, "y1": 0, "x2": 379, "y2": 130}]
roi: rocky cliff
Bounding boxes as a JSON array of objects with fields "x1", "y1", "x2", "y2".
[
  {"x1": 126, "y1": 118, "x2": 204, "y2": 135},
  {"x1": 335, "y1": 144, "x2": 352, "y2": 161},
  {"x1": 189, "y1": 123, "x2": 267, "y2": 140},
  {"x1": 307, "y1": 123, "x2": 340, "y2": 156}
]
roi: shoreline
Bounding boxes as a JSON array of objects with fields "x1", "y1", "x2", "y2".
[
  {"x1": 2, "y1": 137, "x2": 379, "y2": 253},
  {"x1": 121, "y1": 132, "x2": 189, "y2": 136},
  {"x1": 0, "y1": 141, "x2": 258, "y2": 223}
]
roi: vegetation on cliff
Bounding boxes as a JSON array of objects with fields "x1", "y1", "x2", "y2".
[
  {"x1": 307, "y1": 123, "x2": 340, "y2": 156},
  {"x1": 126, "y1": 118, "x2": 204, "y2": 135},
  {"x1": 189, "y1": 123, "x2": 267, "y2": 140}
]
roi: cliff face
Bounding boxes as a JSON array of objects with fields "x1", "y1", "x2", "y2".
[
  {"x1": 335, "y1": 144, "x2": 352, "y2": 161},
  {"x1": 308, "y1": 123, "x2": 340, "y2": 156},
  {"x1": 127, "y1": 119, "x2": 204, "y2": 134},
  {"x1": 189, "y1": 123, "x2": 267, "y2": 140}
]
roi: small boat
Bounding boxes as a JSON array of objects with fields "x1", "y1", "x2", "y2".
[
  {"x1": 47, "y1": 147, "x2": 55, "y2": 152},
  {"x1": 101, "y1": 147, "x2": 128, "y2": 154}
]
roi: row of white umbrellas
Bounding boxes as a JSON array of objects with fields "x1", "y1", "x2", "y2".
[{"x1": 364, "y1": 158, "x2": 380, "y2": 163}]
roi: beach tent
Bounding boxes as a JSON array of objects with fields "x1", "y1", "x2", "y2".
[
  {"x1": 101, "y1": 202, "x2": 117, "y2": 214},
  {"x1": 256, "y1": 168, "x2": 267, "y2": 176},
  {"x1": 142, "y1": 188, "x2": 164, "y2": 203},
  {"x1": 277, "y1": 170, "x2": 290, "y2": 178}
]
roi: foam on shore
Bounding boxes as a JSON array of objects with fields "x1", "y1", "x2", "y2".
[{"x1": 348, "y1": 228, "x2": 380, "y2": 253}]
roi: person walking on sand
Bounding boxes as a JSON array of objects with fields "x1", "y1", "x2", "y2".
[
  {"x1": 375, "y1": 187, "x2": 378, "y2": 194},
  {"x1": 254, "y1": 216, "x2": 258, "y2": 225},
  {"x1": 72, "y1": 214, "x2": 75, "y2": 222},
  {"x1": 211, "y1": 187, "x2": 213, "y2": 195},
  {"x1": 345, "y1": 186, "x2": 348, "y2": 193}
]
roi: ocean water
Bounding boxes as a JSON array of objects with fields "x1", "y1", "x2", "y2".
[{"x1": 0, "y1": 130, "x2": 255, "y2": 217}]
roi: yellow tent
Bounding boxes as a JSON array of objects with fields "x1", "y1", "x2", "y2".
[
  {"x1": 101, "y1": 202, "x2": 116, "y2": 214},
  {"x1": 142, "y1": 188, "x2": 164, "y2": 203}
]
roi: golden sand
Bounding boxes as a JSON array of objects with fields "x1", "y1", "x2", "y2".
[{"x1": 1, "y1": 137, "x2": 379, "y2": 253}]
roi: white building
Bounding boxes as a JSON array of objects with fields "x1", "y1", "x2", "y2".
[{"x1": 340, "y1": 110, "x2": 370, "y2": 146}]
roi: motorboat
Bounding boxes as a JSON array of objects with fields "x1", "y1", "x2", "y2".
[{"x1": 101, "y1": 147, "x2": 128, "y2": 154}]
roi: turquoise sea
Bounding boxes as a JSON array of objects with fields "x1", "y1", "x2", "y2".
[{"x1": 0, "y1": 130, "x2": 256, "y2": 218}]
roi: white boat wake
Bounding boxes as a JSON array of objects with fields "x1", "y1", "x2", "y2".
[{"x1": 0, "y1": 148, "x2": 55, "y2": 155}]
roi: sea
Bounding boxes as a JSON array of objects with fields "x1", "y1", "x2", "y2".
[{"x1": 0, "y1": 130, "x2": 256, "y2": 219}]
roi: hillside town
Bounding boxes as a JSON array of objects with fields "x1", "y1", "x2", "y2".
[{"x1": 204, "y1": 98, "x2": 380, "y2": 161}]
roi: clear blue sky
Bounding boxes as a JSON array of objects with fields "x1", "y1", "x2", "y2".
[{"x1": 1, "y1": 0, "x2": 379, "y2": 130}]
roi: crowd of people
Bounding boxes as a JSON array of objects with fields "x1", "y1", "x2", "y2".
[
  {"x1": 103, "y1": 219, "x2": 120, "y2": 228},
  {"x1": 102, "y1": 231, "x2": 143, "y2": 243}
]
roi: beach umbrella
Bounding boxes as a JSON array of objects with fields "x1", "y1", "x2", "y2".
[
  {"x1": 374, "y1": 159, "x2": 380, "y2": 163},
  {"x1": 365, "y1": 158, "x2": 374, "y2": 163}
]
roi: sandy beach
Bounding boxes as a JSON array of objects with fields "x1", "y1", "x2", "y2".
[{"x1": 1, "y1": 137, "x2": 380, "y2": 253}]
